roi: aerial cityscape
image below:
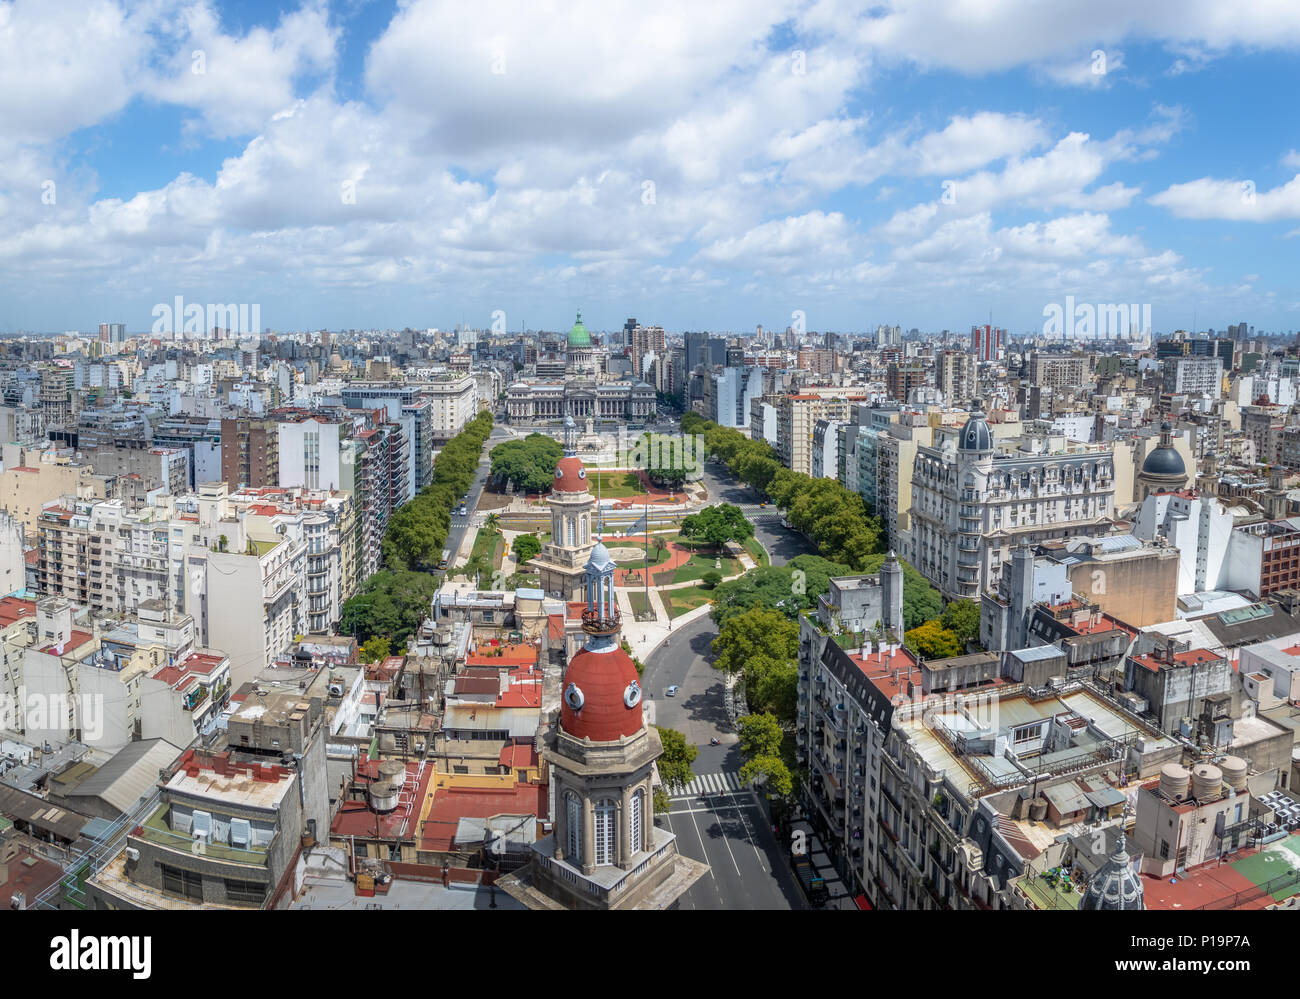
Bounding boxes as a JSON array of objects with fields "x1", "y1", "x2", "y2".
[{"x1": 1, "y1": 0, "x2": 1298, "y2": 969}]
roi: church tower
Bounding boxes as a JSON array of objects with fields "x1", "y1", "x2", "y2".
[
  {"x1": 499, "y1": 544, "x2": 709, "y2": 909},
  {"x1": 529, "y1": 416, "x2": 598, "y2": 599}
]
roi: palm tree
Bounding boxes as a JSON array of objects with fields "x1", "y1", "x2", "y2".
[{"x1": 485, "y1": 512, "x2": 501, "y2": 532}]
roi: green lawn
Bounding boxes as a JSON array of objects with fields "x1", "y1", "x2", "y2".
[
  {"x1": 586, "y1": 470, "x2": 646, "y2": 498},
  {"x1": 454, "y1": 528, "x2": 504, "y2": 580},
  {"x1": 663, "y1": 584, "x2": 714, "y2": 619},
  {"x1": 669, "y1": 553, "x2": 740, "y2": 585},
  {"x1": 743, "y1": 535, "x2": 769, "y2": 566},
  {"x1": 626, "y1": 591, "x2": 651, "y2": 617}
]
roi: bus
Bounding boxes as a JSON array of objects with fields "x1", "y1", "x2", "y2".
[{"x1": 438, "y1": 549, "x2": 451, "y2": 570}]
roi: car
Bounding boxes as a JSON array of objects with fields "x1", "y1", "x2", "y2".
[
  {"x1": 459, "y1": 506, "x2": 468, "y2": 516},
  {"x1": 665, "y1": 685, "x2": 679, "y2": 697}
]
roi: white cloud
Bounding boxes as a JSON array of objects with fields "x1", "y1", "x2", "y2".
[{"x1": 1149, "y1": 175, "x2": 1300, "y2": 221}]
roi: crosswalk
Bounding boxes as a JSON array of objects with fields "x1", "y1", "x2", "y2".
[{"x1": 671, "y1": 771, "x2": 744, "y2": 798}]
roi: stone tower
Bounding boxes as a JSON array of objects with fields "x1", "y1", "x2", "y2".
[
  {"x1": 529, "y1": 416, "x2": 598, "y2": 599},
  {"x1": 499, "y1": 544, "x2": 709, "y2": 909}
]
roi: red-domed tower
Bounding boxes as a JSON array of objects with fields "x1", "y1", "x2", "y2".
[
  {"x1": 499, "y1": 544, "x2": 708, "y2": 909},
  {"x1": 529, "y1": 416, "x2": 598, "y2": 600}
]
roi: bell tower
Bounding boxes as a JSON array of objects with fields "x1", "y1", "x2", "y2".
[
  {"x1": 499, "y1": 545, "x2": 709, "y2": 909},
  {"x1": 529, "y1": 416, "x2": 598, "y2": 599}
]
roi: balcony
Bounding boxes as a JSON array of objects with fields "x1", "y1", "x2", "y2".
[{"x1": 136, "y1": 804, "x2": 275, "y2": 867}]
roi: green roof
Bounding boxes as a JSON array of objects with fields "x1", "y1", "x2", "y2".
[{"x1": 567, "y1": 309, "x2": 591, "y2": 348}]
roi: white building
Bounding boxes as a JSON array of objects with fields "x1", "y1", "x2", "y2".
[
  {"x1": 909, "y1": 407, "x2": 1116, "y2": 600},
  {"x1": 1130, "y1": 491, "x2": 1235, "y2": 596},
  {"x1": 277, "y1": 416, "x2": 349, "y2": 491}
]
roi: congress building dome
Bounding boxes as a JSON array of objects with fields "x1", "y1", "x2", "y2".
[{"x1": 567, "y1": 309, "x2": 592, "y2": 349}]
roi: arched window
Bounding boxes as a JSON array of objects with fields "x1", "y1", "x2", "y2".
[
  {"x1": 567, "y1": 517, "x2": 576, "y2": 546},
  {"x1": 593, "y1": 798, "x2": 617, "y2": 866},
  {"x1": 630, "y1": 790, "x2": 644, "y2": 855},
  {"x1": 566, "y1": 792, "x2": 582, "y2": 862}
]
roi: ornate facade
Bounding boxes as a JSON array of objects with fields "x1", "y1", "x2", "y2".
[
  {"x1": 909, "y1": 404, "x2": 1117, "y2": 600},
  {"x1": 499, "y1": 544, "x2": 708, "y2": 909},
  {"x1": 505, "y1": 378, "x2": 655, "y2": 422},
  {"x1": 529, "y1": 418, "x2": 598, "y2": 599}
]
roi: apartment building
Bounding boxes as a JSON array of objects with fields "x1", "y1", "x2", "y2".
[
  {"x1": 86, "y1": 693, "x2": 329, "y2": 910},
  {"x1": 909, "y1": 409, "x2": 1117, "y2": 600},
  {"x1": 798, "y1": 577, "x2": 1177, "y2": 910},
  {"x1": 220, "y1": 417, "x2": 279, "y2": 491},
  {"x1": 1027, "y1": 353, "x2": 1089, "y2": 390},
  {"x1": 776, "y1": 393, "x2": 854, "y2": 476}
]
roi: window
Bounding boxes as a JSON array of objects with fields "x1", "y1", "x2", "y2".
[
  {"x1": 594, "y1": 798, "x2": 617, "y2": 866},
  {"x1": 224, "y1": 878, "x2": 264, "y2": 904},
  {"x1": 160, "y1": 863, "x2": 204, "y2": 902},
  {"x1": 630, "y1": 790, "x2": 644, "y2": 855},
  {"x1": 566, "y1": 792, "x2": 583, "y2": 862}
]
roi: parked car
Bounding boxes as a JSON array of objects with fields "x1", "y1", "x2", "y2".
[{"x1": 665, "y1": 685, "x2": 679, "y2": 697}]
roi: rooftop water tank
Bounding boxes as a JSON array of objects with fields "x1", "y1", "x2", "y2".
[
  {"x1": 1220, "y1": 756, "x2": 1248, "y2": 791},
  {"x1": 368, "y1": 781, "x2": 399, "y2": 813},
  {"x1": 1192, "y1": 764, "x2": 1223, "y2": 801},
  {"x1": 1160, "y1": 763, "x2": 1191, "y2": 800}
]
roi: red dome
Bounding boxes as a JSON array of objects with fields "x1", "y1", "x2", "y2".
[
  {"x1": 553, "y1": 456, "x2": 589, "y2": 493},
  {"x1": 560, "y1": 646, "x2": 643, "y2": 742}
]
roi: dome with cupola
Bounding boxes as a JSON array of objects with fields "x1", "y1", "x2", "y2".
[
  {"x1": 567, "y1": 309, "x2": 592, "y2": 348},
  {"x1": 958, "y1": 399, "x2": 993, "y2": 452}
]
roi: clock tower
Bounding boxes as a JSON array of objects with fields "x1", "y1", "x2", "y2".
[{"x1": 499, "y1": 544, "x2": 709, "y2": 909}]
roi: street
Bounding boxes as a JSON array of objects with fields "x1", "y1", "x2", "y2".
[{"x1": 638, "y1": 455, "x2": 817, "y2": 909}]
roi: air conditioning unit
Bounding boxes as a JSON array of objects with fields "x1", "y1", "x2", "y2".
[
  {"x1": 328, "y1": 683, "x2": 344, "y2": 697},
  {"x1": 124, "y1": 847, "x2": 140, "y2": 863}
]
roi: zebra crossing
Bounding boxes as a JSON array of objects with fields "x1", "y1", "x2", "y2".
[{"x1": 671, "y1": 770, "x2": 744, "y2": 798}]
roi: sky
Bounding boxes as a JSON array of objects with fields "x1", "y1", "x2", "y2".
[{"x1": 1, "y1": 0, "x2": 1300, "y2": 337}]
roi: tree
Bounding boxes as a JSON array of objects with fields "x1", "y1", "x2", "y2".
[
  {"x1": 941, "y1": 599, "x2": 981, "y2": 648},
  {"x1": 907, "y1": 619, "x2": 963, "y2": 660},
  {"x1": 680, "y1": 502, "x2": 753, "y2": 549},
  {"x1": 712, "y1": 607, "x2": 797, "y2": 675},
  {"x1": 490, "y1": 433, "x2": 563, "y2": 493},
  {"x1": 654, "y1": 726, "x2": 697, "y2": 789},
  {"x1": 512, "y1": 533, "x2": 542, "y2": 562},
  {"x1": 359, "y1": 636, "x2": 391, "y2": 663},
  {"x1": 485, "y1": 512, "x2": 501, "y2": 531},
  {"x1": 700, "y1": 569, "x2": 723, "y2": 589},
  {"x1": 736, "y1": 712, "x2": 784, "y2": 759},
  {"x1": 339, "y1": 569, "x2": 440, "y2": 647},
  {"x1": 709, "y1": 555, "x2": 850, "y2": 626},
  {"x1": 745, "y1": 655, "x2": 798, "y2": 726},
  {"x1": 740, "y1": 755, "x2": 793, "y2": 797}
]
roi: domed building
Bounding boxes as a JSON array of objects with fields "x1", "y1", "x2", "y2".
[
  {"x1": 1080, "y1": 832, "x2": 1144, "y2": 910},
  {"x1": 909, "y1": 398, "x2": 1117, "y2": 600},
  {"x1": 566, "y1": 309, "x2": 595, "y2": 375},
  {"x1": 499, "y1": 545, "x2": 709, "y2": 909},
  {"x1": 529, "y1": 417, "x2": 598, "y2": 599},
  {"x1": 1136, "y1": 422, "x2": 1189, "y2": 500}
]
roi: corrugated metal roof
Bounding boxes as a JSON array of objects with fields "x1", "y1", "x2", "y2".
[
  {"x1": 63, "y1": 738, "x2": 182, "y2": 816},
  {"x1": 442, "y1": 705, "x2": 538, "y2": 738}
]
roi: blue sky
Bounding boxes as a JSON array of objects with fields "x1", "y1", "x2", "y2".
[{"x1": 2, "y1": 0, "x2": 1299, "y2": 336}]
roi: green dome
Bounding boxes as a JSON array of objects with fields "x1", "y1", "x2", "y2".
[{"x1": 567, "y1": 309, "x2": 591, "y2": 348}]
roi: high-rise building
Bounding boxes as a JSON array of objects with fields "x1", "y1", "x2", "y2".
[{"x1": 971, "y1": 324, "x2": 1003, "y2": 362}]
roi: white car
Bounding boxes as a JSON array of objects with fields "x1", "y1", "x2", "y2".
[{"x1": 665, "y1": 685, "x2": 679, "y2": 697}]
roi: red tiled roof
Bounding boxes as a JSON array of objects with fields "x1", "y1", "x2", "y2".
[
  {"x1": 499, "y1": 744, "x2": 539, "y2": 769},
  {"x1": 419, "y1": 781, "x2": 549, "y2": 853},
  {"x1": 0, "y1": 597, "x2": 36, "y2": 627},
  {"x1": 1131, "y1": 648, "x2": 1224, "y2": 673}
]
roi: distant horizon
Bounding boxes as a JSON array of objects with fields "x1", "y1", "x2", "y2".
[{"x1": 3, "y1": 3, "x2": 1300, "y2": 334}]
